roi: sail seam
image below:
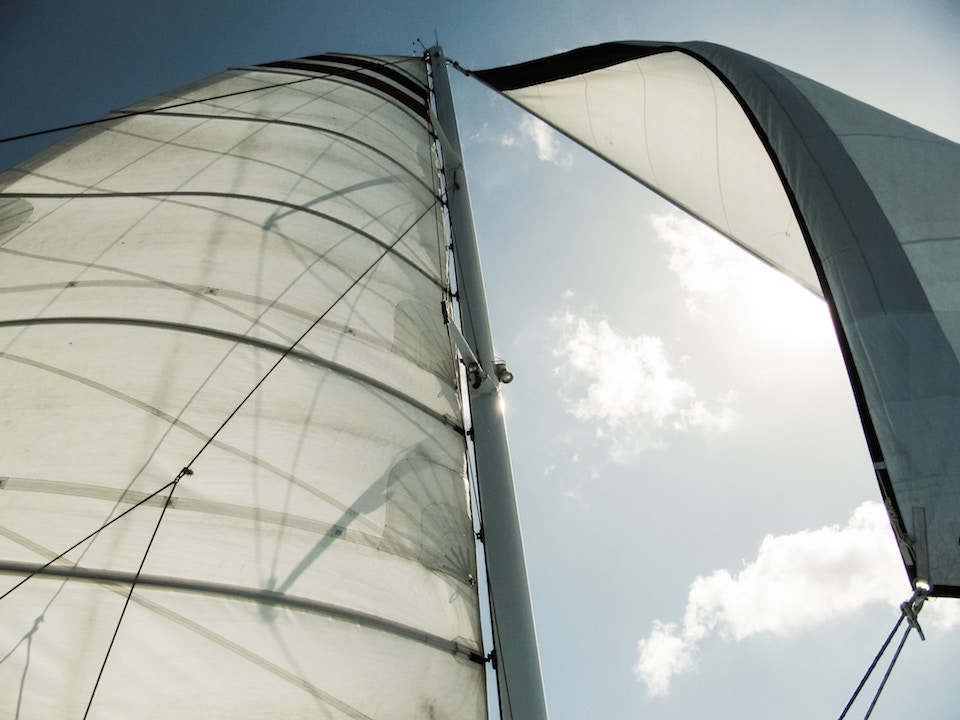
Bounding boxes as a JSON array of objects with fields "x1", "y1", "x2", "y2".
[
  {"x1": 0, "y1": 346, "x2": 455, "y2": 540},
  {"x1": 0, "y1": 479, "x2": 387, "y2": 553}
]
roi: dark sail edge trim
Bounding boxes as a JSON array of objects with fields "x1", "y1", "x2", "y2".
[{"x1": 263, "y1": 60, "x2": 428, "y2": 119}]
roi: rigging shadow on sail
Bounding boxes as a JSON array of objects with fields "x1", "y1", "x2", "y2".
[
  {"x1": 270, "y1": 438, "x2": 478, "y2": 600},
  {"x1": 0, "y1": 52, "x2": 490, "y2": 719},
  {"x1": 263, "y1": 177, "x2": 400, "y2": 229}
]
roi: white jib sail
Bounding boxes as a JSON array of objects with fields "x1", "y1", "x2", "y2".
[
  {"x1": 476, "y1": 42, "x2": 960, "y2": 596},
  {"x1": 0, "y1": 54, "x2": 487, "y2": 719}
]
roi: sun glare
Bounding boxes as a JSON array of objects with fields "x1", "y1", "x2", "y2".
[{"x1": 741, "y1": 266, "x2": 833, "y2": 346}]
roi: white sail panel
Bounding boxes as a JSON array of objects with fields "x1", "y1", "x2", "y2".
[
  {"x1": 476, "y1": 42, "x2": 960, "y2": 597},
  {"x1": 495, "y1": 51, "x2": 819, "y2": 293},
  {"x1": 0, "y1": 54, "x2": 486, "y2": 718}
]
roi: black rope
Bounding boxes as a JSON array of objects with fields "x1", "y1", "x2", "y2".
[
  {"x1": 837, "y1": 587, "x2": 927, "y2": 720},
  {"x1": 0, "y1": 54, "x2": 423, "y2": 147},
  {"x1": 836, "y1": 612, "x2": 905, "y2": 720},
  {"x1": 82, "y1": 472, "x2": 182, "y2": 720},
  {"x1": 77, "y1": 199, "x2": 439, "y2": 714},
  {"x1": 0, "y1": 478, "x2": 177, "y2": 602},
  {"x1": 179, "y1": 199, "x2": 439, "y2": 473},
  {"x1": 862, "y1": 623, "x2": 912, "y2": 720},
  {"x1": 0, "y1": 78, "x2": 317, "y2": 146}
]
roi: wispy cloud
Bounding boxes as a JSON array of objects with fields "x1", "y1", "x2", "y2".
[
  {"x1": 551, "y1": 308, "x2": 736, "y2": 460},
  {"x1": 501, "y1": 115, "x2": 573, "y2": 166},
  {"x1": 651, "y1": 210, "x2": 747, "y2": 314},
  {"x1": 634, "y1": 502, "x2": 914, "y2": 696}
]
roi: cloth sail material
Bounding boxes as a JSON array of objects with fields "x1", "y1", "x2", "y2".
[
  {"x1": 476, "y1": 42, "x2": 960, "y2": 597},
  {"x1": 0, "y1": 55, "x2": 486, "y2": 718}
]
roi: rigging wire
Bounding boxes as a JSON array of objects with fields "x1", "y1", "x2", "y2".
[
  {"x1": 836, "y1": 586, "x2": 927, "y2": 720},
  {"x1": 0, "y1": 54, "x2": 423, "y2": 147},
  {"x1": 4, "y1": 53, "x2": 447, "y2": 717},
  {"x1": 862, "y1": 623, "x2": 913, "y2": 720},
  {"x1": 82, "y1": 472, "x2": 183, "y2": 720},
  {"x1": 0, "y1": 78, "x2": 318, "y2": 146},
  {"x1": 0, "y1": 479, "x2": 176, "y2": 602},
  {"x1": 78, "y1": 199, "x2": 440, "y2": 716},
  {"x1": 836, "y1": 613, "x2": 905, "y2": 720}
]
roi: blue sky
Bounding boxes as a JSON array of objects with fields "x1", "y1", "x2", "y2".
[{"x1": 2, "y1": 1, "x2": 960, "y2": 718}]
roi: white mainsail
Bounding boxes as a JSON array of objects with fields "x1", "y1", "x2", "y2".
[
  {"x1": 0, "y1": 53, "x2": 489, "y2": 718},
  {"x1": 475, "y1": 42, "x2": 960, "y2": 598}
]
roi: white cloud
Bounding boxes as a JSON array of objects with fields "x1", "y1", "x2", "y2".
[
  {"x1": 551, "y1": 309, "x2": 736, "y2": 459},
  {"x1": 926, "y1": 596, "x2": 960, "y2": 631},
  {"x1": 650, "y1": 210, "x2": 831, "y2": 345},
  {"x1": 519, "y1": 115, "x2": 572, "y2": 166},
  {"x1": 635, "y1": 502, "x2": 910, "y2": 696},
  {"x1": 633, "y1": 621, "x2": 697, "y2": 697},
  {"x1": 651, "y1": 210, "x2": 747, "y2": 314}
]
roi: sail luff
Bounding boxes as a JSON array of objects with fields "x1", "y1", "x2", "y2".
[{"x1": 429, "y1": 47, "x2": 550, "y2": 720}]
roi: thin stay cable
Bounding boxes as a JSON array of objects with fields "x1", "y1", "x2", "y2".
[
  {"x1": 836, "y1": 586, "x2": 927, "y2": 720},
  {"x1": 0, "y1": 77, "x2": 318, "y2": 146},
  {"x1": 0, "y1": 479, "x2": 176, "y2": 602},
  {"x1": 862, "y1": 623, "x2": 912, "y2": 720},
  {"x1": 1, "y1": 54, "x2": 426, "y2": 147},
  {"x1": 82, "y1": 470, "x2": 184, "y2": 720},
  {"x1": 179, "y1": 200, "x2": 439, "y2": 472},
  {"x1": 80, "y1": 199, "x2": 439, "y2": 717},
  {"x1": 835, "y1": 612, "x2": 905, "y2": 720}
]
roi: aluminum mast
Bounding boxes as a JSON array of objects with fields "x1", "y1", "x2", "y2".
[{"x1": 429, "y1": 46, "x2": 550, "y2": 720}]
